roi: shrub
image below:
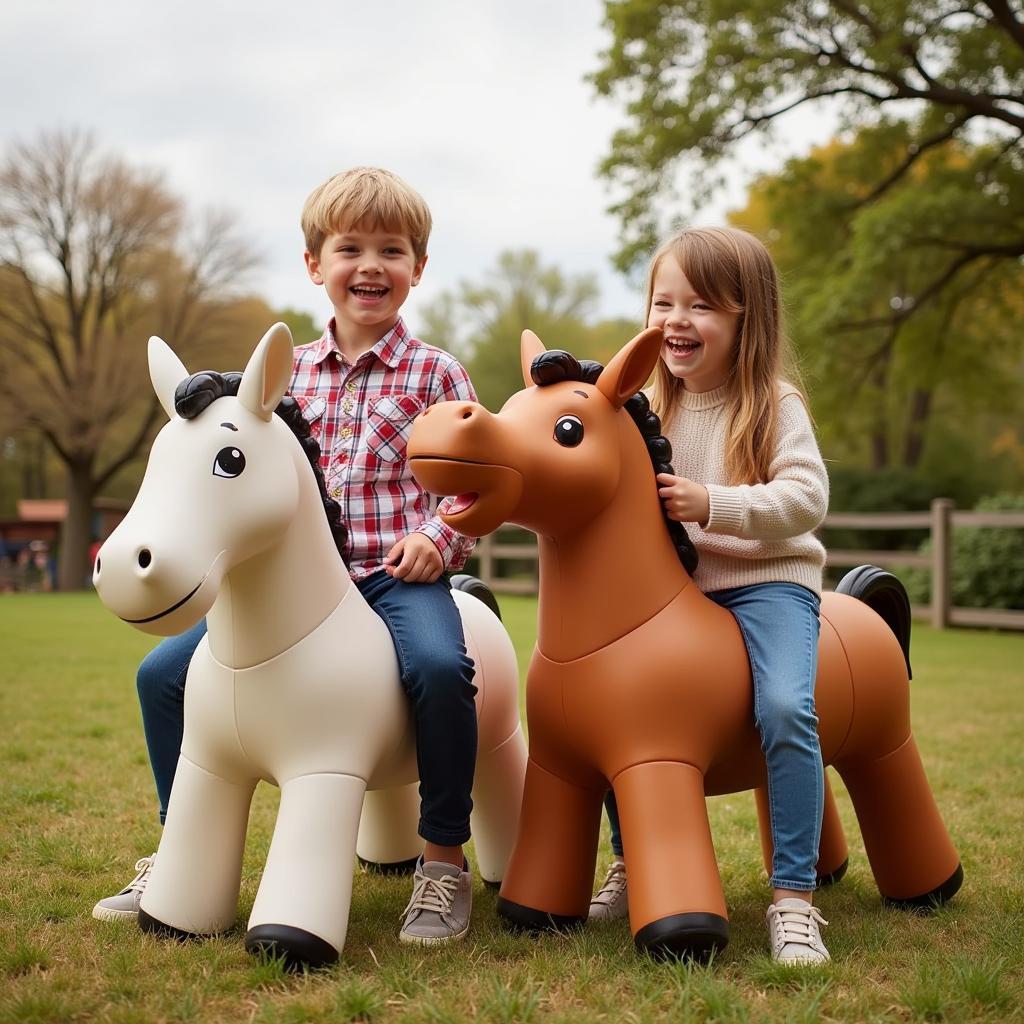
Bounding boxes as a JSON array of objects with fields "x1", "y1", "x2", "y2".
[{"x1": 903, "y1": 494, "x2": 1024, "y2": 610}]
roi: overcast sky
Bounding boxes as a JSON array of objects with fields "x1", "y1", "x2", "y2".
[{"x1": 2, "y1": 1, "x2": 837, "y2": 337}]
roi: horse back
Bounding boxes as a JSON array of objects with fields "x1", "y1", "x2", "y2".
[{"x1": 819, "y1": 590, "x2": 913, "y2": 761}]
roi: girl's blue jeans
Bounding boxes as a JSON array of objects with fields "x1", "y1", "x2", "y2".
[
  {"x1": 136, "y1": 573, "x2": 478, "y2": 846},
  {"x1": 603, "y1": 581, "x2": 824, "y2": 892}
]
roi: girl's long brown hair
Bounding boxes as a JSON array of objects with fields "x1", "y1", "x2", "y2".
[{"x1": 646, "y1": 227, "x2": 802, "y2": 485}]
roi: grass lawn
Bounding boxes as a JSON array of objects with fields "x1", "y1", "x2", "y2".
[{"x1": 1, "y1": 591, "x2": 1023, "y2": 1023}]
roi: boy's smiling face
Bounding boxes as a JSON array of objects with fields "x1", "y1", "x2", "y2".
[{"x1": 305, "y1": 223, "x2": 427, "y2": 355}]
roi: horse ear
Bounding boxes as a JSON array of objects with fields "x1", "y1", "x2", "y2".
[
  {"x1": 596, "y1": 327, "x2": 663, "y2": 409},
  {"x1": 521, "y1": 329, "x2": 546, "y2": 387},
  {"x1": 148, "y1": 337, "x2": 189, "y2": 419},
  {"x1": 238, "y1": 323, "x2": 294, "y2": 421}
]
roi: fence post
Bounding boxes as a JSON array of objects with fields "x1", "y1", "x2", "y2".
[{"x1": 930, "y1": 498, "x2": 954, "y2": 630}]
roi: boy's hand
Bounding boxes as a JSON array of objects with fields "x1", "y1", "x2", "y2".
[
  {"x1": 384, "y1": 533, "x2": 444, "y2": 583},
  {"x1": 656, "y1": 472, "x2": 710, "y2": 527}
]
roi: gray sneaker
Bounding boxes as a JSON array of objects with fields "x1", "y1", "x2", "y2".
[
  {"x1": 589, "y1": 859, "x2": 628, "y2": 921},
  {"x1": 399, "y1": 857, "x2": 472, "y2": 945},
  {"x1": 92, "y1": 854, "x2": 155, "y2": 922}
]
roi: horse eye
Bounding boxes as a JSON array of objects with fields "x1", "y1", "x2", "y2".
[
  {"x1": 213, "y1": 446, "x2": 246, "y2": 478},
  {"x1": 553, "y1": 415, "x2": 584, "y2": 448}
]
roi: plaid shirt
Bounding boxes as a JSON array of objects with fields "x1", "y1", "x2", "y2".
[{"x1": 290, "y1": 317, "x2": 476, "y2": 580}]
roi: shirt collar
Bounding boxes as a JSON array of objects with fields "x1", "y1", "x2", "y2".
[{"x1": 312, "y1": 317, "x2": 412, "y2": 368}]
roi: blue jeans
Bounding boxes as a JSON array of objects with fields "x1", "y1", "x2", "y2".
[
  {"x1": 603, "y1": 582, "x2": 824, "y2": 891},
  {"x1": 137, "y1": 574, "x2": 479, "y2": 846}
]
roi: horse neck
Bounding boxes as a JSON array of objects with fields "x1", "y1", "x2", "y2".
[
  {"x1": 535, "y1": 420, "x2": 692, "y2": 662},
  {"x1": 206, "y1": 452, "x2": 351, "y2": 669}
]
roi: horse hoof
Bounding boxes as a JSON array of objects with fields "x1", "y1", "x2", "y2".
[
  {"x1": 882, "y1": 862, "x2": 964, "y2": 913},
  {"x1": 816, "y1": 857, "x2": 849, "y2": 888},
  {"x1": 496, "y1": 896, "x2": 585, "y2": 934},
  {"x1": 358, "y1": 855, "x2": 419, "y2": 876},
  {"x1": 634, "y1": 913, "x2": 730, "y2": 963},
  {"x1": 245, "y1": 924, "x2": 339, "y2": 970},
  {"x1": 138, "y1": 908, "x2": 207, "y2": 941}
]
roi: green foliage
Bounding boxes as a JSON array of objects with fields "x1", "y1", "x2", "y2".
[
  {"x1": 731, "y1": 128, "x2": 1024, "y2": 488},
  {"x1": 275, "y1": 308, "x2": 320, "y2": 348},
  {"x1": 592, "y1": 0, "x2": 1024, "y2": 277},
  {"x1": 420, "y1": 251, "x2": 634, "y2": 412},
  {"x1": 905, "y1": 493, "x2": 1024, "y2": 609}
]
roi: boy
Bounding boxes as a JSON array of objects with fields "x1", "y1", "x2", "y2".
[{"x1": 94, "y1": 167, "x2": 481, "y2": 945}]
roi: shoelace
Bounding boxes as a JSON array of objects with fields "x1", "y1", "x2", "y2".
[
  {"x1": 768, "y1": 903, "x2": 828, "y2": 948},
  {"x1": 401, "y1": 872, "x2": 459, "y2": 924},
  {"x1": 592, "y1": 861, "x2": 627, "y2": 905},
  {"x1": 125, "y1": 855, "x2": 155, "y2": 894}
]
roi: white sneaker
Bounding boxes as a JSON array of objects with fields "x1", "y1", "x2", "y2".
[
  {"x1": 766, "y1": 898, "x2": 830, "y2": 964},
  {"x1": 589, "y1": 859, "x2": 628, "y2": 921},
  {"x1": 92, "y1": 854, "x2": 155, "y2": 922}
]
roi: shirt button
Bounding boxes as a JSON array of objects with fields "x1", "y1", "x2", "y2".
[
  {"x1": 333, "y1": 351, "x2": 342, "y2": 362},
  {"x1": 341, "y1": 426, "x2": 352, "y2": 439},
  {"x1": 346, "y1": 381, "x2": 356, "y2": 393},
  {"x1": 343, "y1": 399, "x2": 353, "y2": 413},
  {"x1": 331, "y1": 486, "x2": 342, "y2": 499}
]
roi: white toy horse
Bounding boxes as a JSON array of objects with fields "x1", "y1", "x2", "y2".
[{"x1": 94, "y1": 324, "x2": 527, "y2": 968}]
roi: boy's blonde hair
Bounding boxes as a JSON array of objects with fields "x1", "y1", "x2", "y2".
[
  {"x1": 646, "y1": 226, "x2": 804, "y2": 486},
  {"x1": 301, "y1": 167, "x2": 432, "y2": 261}
]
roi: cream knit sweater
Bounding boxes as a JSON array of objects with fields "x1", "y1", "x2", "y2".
[{"x1": 657, "y1": 382, "x2": 828, "y2": 596}]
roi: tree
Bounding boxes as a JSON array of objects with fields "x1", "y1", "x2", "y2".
[
  {"x1": 729, "y1": 127, "x2": 1024, "y2": 492},
  {"x1": 421, "y1": 251, "x2": 604, "y2": 411},
  {"x1": 276, "y1": 307, "x2": 321, "y2": 348},
  {"x1": 0, "y1": 130, "x2": 258, "y2": 590},
  {"x1": 591, "y1": 0, "x2": 1024, "y2": 328}
]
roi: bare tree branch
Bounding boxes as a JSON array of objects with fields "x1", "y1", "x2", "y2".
[
  {"x1": 984, "y1": 0, "x2": 1024, "y2": 51},
  {"x1": 95, "y1": 399, "x2": 163, "y2": 490},
  {"x1": 853, "y1": 113, "x2": 970, "y2": 207}
]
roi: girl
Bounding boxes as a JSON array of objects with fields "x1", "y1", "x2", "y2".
[{"x1": 590, "y1": 227, "x2": 831, "y2": 964}]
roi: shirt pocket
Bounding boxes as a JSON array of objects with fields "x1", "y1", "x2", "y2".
[{"x1": 365, "y1": 393, "x2": 424, "y2": 463}]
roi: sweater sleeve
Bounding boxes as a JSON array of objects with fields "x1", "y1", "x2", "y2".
[{"x1": 703, "y1": 394, "x2": 829, "y2": 541}]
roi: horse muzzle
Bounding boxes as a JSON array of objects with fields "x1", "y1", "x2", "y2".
[{"x1": 94, "y1": 534, "x2": 227, "y2": 636}]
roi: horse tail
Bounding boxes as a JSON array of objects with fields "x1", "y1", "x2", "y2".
[
  {"x1": 451, "y1": 574, "x2": 502, "y2": 622},
  {"x1": 835, "y1": 565, "x2": 913, "y2": 679}
]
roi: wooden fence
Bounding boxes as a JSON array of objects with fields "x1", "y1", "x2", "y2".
[{"x1": 462, "y1": 498, "x2": 1024, "y2": 631}]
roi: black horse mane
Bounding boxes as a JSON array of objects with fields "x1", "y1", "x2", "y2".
[
  {"x1": 531, "y1": 350, "x2": 699, "y2": 576},
  {"x1": 173, "y1": 371, "x2": 349, "y2": 563}
]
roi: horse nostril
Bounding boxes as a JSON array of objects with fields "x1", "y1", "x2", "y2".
[
  {"x1": 461, "y1": 409, "x2": 473, "y2": 420},
  {"x1": 138, "y1": 549, "x2": 152, "y2": 570}
]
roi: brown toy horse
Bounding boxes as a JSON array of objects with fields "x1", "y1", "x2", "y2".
[{"x1": 408, "y1": 327, "x2": 962, "y2": 961}]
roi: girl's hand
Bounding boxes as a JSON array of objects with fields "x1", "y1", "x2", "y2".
[
  {"x1": 384, "y1": 533, "x2": 444, "y2": 583},
  {"x1": 656, "y1": 473, "x2": 710, "y2": 527}
]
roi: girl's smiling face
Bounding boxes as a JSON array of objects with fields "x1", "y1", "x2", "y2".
[{"x1": 647, "y1": 257, "x2": 741, "y2": 393}]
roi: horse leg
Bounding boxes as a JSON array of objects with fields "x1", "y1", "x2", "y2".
[
  {"x1": 496, "y1": 757, "x2": 603, "y2": 931},
  {"x1": 615, "y1": 761, "x2": 729, "y2": 962},
  {"x1": 471, "y1": 723, "x2": 528, "y2": 887},
  {"x1": 139, "y1": 755, "x2": 255, "y2": 938},
  {"x1": 754, "y1": 772, "x2": 848, "y2": 887},
  {"x1": 356, "y1": 781, "x2": 422, "y2": 875},
  {"x1": 836, "y1": 735, "x2": 962, "y2": 908},
  {"x1": 245, "y1": 772, "x2": 367, "y2": 968}
]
